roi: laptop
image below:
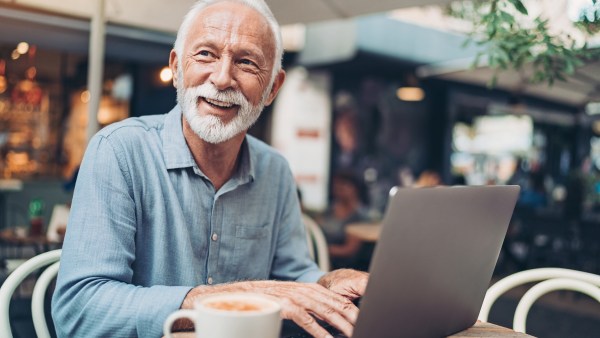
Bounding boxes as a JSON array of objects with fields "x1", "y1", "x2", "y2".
[{"x1": 282, "y1": 185, "x2": 520, "y2": 338}]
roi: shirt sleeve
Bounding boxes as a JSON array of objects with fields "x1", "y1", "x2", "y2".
[
  {"x1": 51, "y1": 134, "x2": 191, "y2": 338},
  {"x1": 269, "y1": 167, "x2": 326, "y2": 283}
]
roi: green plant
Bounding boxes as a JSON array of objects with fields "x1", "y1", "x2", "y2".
[
  {"x1": 575, "y1": 1, "x2": 600, "y2": 35},
  {"x1": 448, "y1": 0, "x2": 600, "y2": 87}
]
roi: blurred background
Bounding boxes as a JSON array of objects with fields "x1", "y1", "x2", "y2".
[{"x1": 0, "y1": 0, "x2": 599, "y2": 337}]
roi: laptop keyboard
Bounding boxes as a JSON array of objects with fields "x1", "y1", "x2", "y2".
[{"x1": 280, "y1": 319, "x2": 347, "y2": 338}]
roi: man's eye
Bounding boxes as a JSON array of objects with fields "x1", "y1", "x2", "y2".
[
  {"x1": 239, "y1": 59, "x2": 256, "y2": 67},
  {"x1": 197, "y1": 50, "x2": 212, "y2": 57}
]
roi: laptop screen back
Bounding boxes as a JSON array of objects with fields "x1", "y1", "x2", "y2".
[{"x1": 352, "y1": 185, "x2": 519, "y2": 338}]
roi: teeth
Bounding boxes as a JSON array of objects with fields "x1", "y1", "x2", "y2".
[{"x1": 205, "y1": 97, "x2": 234, "y2": 108}]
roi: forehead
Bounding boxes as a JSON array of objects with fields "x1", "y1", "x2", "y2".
[{"x1": 187, "y1": 2, "x2": 275, "y2": 54}]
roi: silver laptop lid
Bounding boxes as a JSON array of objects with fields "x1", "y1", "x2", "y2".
[{"x1": 353, "y1": 185, "x2": 519, "y2": 338}]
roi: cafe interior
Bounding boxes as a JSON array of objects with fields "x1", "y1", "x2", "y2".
[{"x1": 1, "y1": 0, "x2": 600, "y2": 337}]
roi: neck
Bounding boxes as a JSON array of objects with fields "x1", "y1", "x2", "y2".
[{"x1": 182, "y1": 117, "x2": 246, "y2": 191}]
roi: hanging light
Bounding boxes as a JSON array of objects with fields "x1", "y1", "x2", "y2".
[
  {"x1": 396, "y1": 73, "x2": 425, "y2": 102},
  {"x1": 396, "y1": 87, "x2": 425, "y2": 101}
]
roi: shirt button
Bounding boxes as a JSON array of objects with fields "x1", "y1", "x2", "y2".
[
  {"x1": 211, "y1": 233, "x2": 218, "y2": 241},
  {"x1": 207, "y1": 277, "x2": 213, "y2": 285}
]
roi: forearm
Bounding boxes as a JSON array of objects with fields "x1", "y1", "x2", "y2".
[{"x1": 53, "y1": 277, "x2": 191, "y2": 337}]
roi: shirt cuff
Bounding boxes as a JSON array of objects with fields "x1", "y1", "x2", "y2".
[
  {"x1": 136, "y1": 285, "x2": 193, "y2": 337},
  {"x1": 296, "y1": 269, "x2": 327, "y2": 283}
]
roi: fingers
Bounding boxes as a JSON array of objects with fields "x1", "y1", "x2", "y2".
[
  {"x1": 304, "y1": 283, "x2": 359, "y2": 323},
  {"x1": 269, "y1": 282, "x2": 357, "y2": 337},
  {"x1": 318, "y1": 269, "x2": 369, "y2": 300},
  {"x1": 239, "y1": 281, "x2": 351, "y2": 336},
  {"x1": 280, "y1": 297, "x2": 355, "y2": 338},
  {"x1": 281, "y1": 299, "x2": 334, "y2": 338}
]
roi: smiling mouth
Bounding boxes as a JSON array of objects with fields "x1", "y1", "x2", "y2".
[{"x1": 202, "y1": 97, "x2": 237, "y2": 109}]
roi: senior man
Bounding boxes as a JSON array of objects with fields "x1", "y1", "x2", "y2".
[{"x1": 52, "y1": 0, "x2": 367, "y2": 337}]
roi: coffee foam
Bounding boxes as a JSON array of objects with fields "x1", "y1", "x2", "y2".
[{"x1": 198, "y1": 293, "x2": 279, "y2": 314}]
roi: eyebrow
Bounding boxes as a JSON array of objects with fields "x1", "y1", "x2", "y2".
[{"x1": 189, "y1": 38, "x2": 268, "y2": 65}]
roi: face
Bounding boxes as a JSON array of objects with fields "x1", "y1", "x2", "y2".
[{"x1": 170, "y1": 1, "x2": 285, "y2": 144}]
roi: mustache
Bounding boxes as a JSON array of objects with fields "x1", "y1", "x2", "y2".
[{"x1": 186, "y1": 83, "x2": 248, "y2": 107}]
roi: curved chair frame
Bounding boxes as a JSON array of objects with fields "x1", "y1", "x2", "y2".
[
  {"x1": 302, "y1": 214, "x2": 331, "y2": 272},
  {"x1": 0, "y1": 249, "x2": 61, "y2": 338},
  {"x1": 478, "y1": 268, "x2": 600, "y2": 333}
]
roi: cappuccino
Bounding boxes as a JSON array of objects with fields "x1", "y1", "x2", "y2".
[
  {"x1": 204, "y1": 300, "x2": 263, "y2": 312},
  {"x1": 164, "y1": 292, "x2": 282, "y2": 338}
]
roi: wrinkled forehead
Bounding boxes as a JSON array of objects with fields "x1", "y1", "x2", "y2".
[{"x1": 188, "y1": 2, "x2": 276, "y2": 56}]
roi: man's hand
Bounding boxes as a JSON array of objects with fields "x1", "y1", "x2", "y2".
[
  {"x1": 318, "y1": 269, "x2": 369, "y2": 301},
  {"x1": 181, "y1": 279, "x2": 360, "y2": 338}
]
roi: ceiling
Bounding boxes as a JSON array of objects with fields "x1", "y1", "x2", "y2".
[
  {"x1": 3, "y1": 0, "x2": 596, "y2": 109},
  {"x1": 0, "y1": 0, "x2": 452, "y2": 64},
  {"x1": 265, "y1": 0, "x2": 453, "y2": 26},
  {"x1": 3, "y1": 0, "x2": 453, "y2": 33},
  {"x1": 417, "y1": 58, "x2": 600, "y2": 108}
]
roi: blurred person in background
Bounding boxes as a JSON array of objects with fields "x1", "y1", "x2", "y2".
[
  {"x1": 332, "y1": 109, "x2": 366, "y2": 178},
  {"x1": 51, "y1": 1, "x2": 367, "y2": 337},
  {"x1": 414, "y1": 170, "x2": 442, "y2": 188},
  {"x1": 517, "y1": 170, "x2": 548, "y2": 211},
  {"x1": 318, "y1": 171, "x2": 371, "y2": 270}
]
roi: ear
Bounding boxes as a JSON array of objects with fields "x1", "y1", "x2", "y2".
[
  {"x1": 263, "y1": 70, "x2": 286, "y2": 106},
  {"x1": 169, "y1": 49, "x2": 179, "y2": 89}
]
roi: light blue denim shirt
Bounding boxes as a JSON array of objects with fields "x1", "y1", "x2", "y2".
[{"x1": 51, "y1": 106, "x2": 324, "y2": 337}]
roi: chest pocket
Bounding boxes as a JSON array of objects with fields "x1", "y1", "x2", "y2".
[{"x1": 233, "y1": 224, "x2": 272, "y2": 280}]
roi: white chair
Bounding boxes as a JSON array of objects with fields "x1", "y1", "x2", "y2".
[
  {"x1": 302, "y1": 214, "x2": 330, "y2": 272},
  {"x1": 478, "y1": 268, "x2": 600, "y2": 333},
  {"x1": 0, "y1": 249, "x2": 61, "y2": 338}
]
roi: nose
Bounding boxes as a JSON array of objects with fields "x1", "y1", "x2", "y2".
[{"x1": 209, "y1": 58, "x2": 235, "y2": 90}]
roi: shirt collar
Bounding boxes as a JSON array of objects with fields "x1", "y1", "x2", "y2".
[
  {"x1": 162, "y1": 105, "x2": 196, "y2": 170},
  {"x1": 233, "y1": 138, "x2": 255, "y2": 185},
  {"x1": 162, "y1": 105, "x2": 256, "y2": 185}
]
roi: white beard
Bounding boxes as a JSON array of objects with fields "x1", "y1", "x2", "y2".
[{"x1": 177, "y1": 73, "x2": 269, "y2": 144}]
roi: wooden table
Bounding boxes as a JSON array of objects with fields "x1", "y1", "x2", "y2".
[
  {"x1": 448, "y1": 321, "x2": 534, "y2": 337},
  {"x1": 0, "y1": 228, "x2": 58, "y2": 255},
  {"x1": 345, "y1": 222, "x2": 382, "y2": 242},
  {"x1": 166, "y1": 321, "x2": 534, "y2": 337}
]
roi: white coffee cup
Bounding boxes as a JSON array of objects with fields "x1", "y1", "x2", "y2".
[{"x1": 163, "y1": 292, "x2": 282, "y2": 338}]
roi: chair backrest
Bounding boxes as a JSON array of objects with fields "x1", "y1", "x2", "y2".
[
  {"x1": 302, "y1": 214, "x2": 330, "y2": 272},
  {"x1": 0, "y1": 249, "x2": 61, "y2": 338},
  {"x1": 478, "y1": 267, "x2": 600, "y2": 333}
]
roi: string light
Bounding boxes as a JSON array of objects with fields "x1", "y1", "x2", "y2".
[
  {"x1": 16, "y1": 42, "x2": 29, "y2": 55},
  {"x1": 159, "y1": 66, "x2": 173, "y2": 83},
  {"x1": 81, "y1": 90, "x2": 91, "y2": 103}
]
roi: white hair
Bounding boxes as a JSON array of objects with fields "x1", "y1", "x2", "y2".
[{"x1": 173, "y1": 0, "x2": 283, "y2": 81}]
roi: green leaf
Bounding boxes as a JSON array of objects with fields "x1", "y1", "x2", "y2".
[
  {"x1": 472, "y1": 52, "x2": 484, "y2": 69},
  {"x1": 564, "y1": 57, "x2": 575, "y2": 74},
  {"x1": 499, "y1": 11, "x2": 515, "y2": 24},
  {"x1": 508, "y1": 0, "x2": 528, "y2": 15}
]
